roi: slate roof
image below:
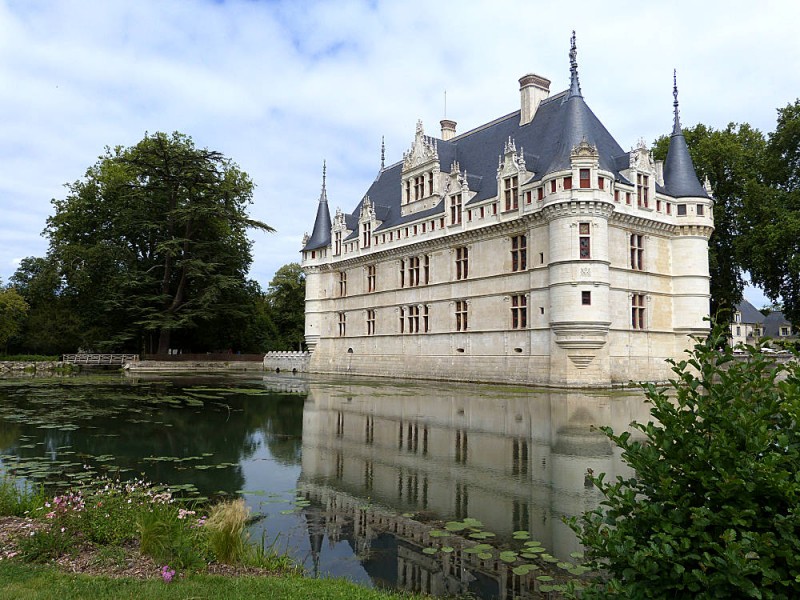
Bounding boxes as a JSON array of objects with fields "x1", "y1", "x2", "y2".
[
  {"x1": 763, "y1": 311, "x2": 795, "y2": 338},
  {"x1": 303, "y1": 173, "x2": 332, "y2": 251},
  {"x1": 319, "y1": 47, "x2": 703, "y2": 245},
  {"x1": 734, "y1": 300, "x2": 766, "y2": 325},
  {"x1": 662, "y1": 73, "x2": 708, "y2": 199},
  {"x1": 338, "y1": 86, "x2": 631, "y2": 240}
]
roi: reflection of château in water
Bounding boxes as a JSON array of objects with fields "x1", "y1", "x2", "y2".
[{"x1": 299, "y1": 380, "x2": 650, "y2": 597}]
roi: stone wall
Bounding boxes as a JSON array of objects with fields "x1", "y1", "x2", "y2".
[
  {"x1": 0, "y1": 361, "x2": 68, "y2": 375},
  {"x1": 263, "y1": 351, "x2": 310, "y2": 373},
  {"x1": 126, "y1": 360, "x2": 265, "y2": 372}
]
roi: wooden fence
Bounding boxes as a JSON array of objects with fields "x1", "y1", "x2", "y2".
[{"x1": 140, "y1": 353, "x2": 265, "y2": 362}]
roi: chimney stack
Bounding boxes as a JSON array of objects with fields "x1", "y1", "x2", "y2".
[
  {"x1": 440, "y1": 119, "x2": 457, "y2": 141},
  {"x1": 519, "y1": 73, "x2": 551, "y2": 125}
]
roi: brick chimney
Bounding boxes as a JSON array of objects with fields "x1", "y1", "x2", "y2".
[
  {"x1": 440, "y1": 119, "x2": 457, "y2": 141},
  {"x1": 519, "y1": 73, "x2": 551, "y2": 125}
]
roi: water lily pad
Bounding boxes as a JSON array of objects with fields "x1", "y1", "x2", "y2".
[
  {"x1": 512, "y1": 564, "x2": 539, "y2": 575},
  {"x1": 477, "y1": 552, "x2": 493, "y2": 560},
  {"x1": 422, "y1": 547, "x2": 438, "y2": 555},
  {"x1": 499, "y1": 551, "x2": 518, "y2": 563},
  {"x1": 441, "y1": 546, "x2": 454, "y2": 553},
  {"x1": 512, "y1": 530, "x2": 530, "y2": 539}
]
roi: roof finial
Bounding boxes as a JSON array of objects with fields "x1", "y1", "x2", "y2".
[
  {"x1": 568, "y1": 30, "x2": 582, "y2": 98},
  {"x1": 672, "y1": 69, "x2": 681, "y2": 135},
  {"x1": 320, "y1": 160, "x2": 327, "y2": 201},
  {"x1": 380, "y1": 136, "x2": 385, "y2": 170}
]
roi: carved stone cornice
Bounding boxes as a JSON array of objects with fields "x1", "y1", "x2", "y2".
[
  {"x1": 324, "y1": 212, "x2": 546, "y2": 269},
  {"x1": 541, "y1": 200, "x2": 615, "y2": 220},
  {"x1": 610, "y1": 211, "x2": 677, "y2": 235},
  {"x1": 676, "y1": 224, "x2": 714, "y2": 238}
]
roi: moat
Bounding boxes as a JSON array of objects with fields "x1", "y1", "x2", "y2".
[{"x1": 0, "y1": 372, "x2": 651, "y2": 598}]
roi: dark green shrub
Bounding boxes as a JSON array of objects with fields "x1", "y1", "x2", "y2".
[{"x1": 572, "y1": 326, "x2": 800, "y2": 599}]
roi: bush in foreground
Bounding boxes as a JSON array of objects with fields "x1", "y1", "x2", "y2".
[{"x1": 571, "y1": 327, "x2": 800, "y2": 599}]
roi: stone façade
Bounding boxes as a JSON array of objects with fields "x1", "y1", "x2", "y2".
[{"x1": 300, "y1": 35, "x2": 713, "y2": 388}]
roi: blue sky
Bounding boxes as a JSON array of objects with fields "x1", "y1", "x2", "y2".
[{"x1": 2, "y1": 0, "x2": 798, "y2": 309}]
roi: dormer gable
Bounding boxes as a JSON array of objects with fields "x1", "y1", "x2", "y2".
[
  {"x1": 401, "y1": 120, "x2": 442, "y2": 216},
  {"x1": 622, "y1": 139, "x2": 656, "y2": 208},
  {"x1": 358, "y1": 196, "x2": 381, "y2": 249},
  {"x1": 331, "y1": 207, "x2": 349, "y2": 256},
  {"x1": 497, "y1": 137, "x2": 529, "y2": 212}
]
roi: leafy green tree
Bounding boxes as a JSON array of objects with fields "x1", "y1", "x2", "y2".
[
  {"x1": 572, "y1": 326, "x2": 800, "y2": 598},
  {"x1": 738, "y1": 100, "x2": 800, "y2": 324},
  {"x1": 264, "y1": 263, "x2": 306, "y2": 351},
  {"x1": 653, "y1": 123, "x2": 766, "y2": 315},
  {"x1": 0, "y1": 285, "x2": 29, "y2": 353},
  {"x1": 44, "y1": 132, "x2": 273, "y2": 353},
  {"x1": 8, "y1": 257, "x2": 83, "y2": 354}
]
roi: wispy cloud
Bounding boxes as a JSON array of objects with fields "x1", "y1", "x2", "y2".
[{"x1": 1, "y1": 0, "x2": 798, "y2": 294}]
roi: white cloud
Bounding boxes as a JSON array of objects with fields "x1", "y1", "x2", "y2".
[{"x1": 1, "y1": 0, "x2": 799, "y2": 297}]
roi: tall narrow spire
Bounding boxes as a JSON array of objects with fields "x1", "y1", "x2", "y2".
[
  {"x1": 321, "y1": 160, "x2": 327, "y2": 199},
  {"x1": 380, "y1": 137, "x2": 385, "y2": 170},
  {"x1": 672, "y1": 69, "x2": 681, "y2": 135},
  {"x1": 663, "y1": 73, "x2": 707, "y2": 198},
  {"x1": 303, "y1": 160, "x2": 333, "y2": 251},
  {"x1": 568, "y1": 30, "x2": 582, "y2": 98}
]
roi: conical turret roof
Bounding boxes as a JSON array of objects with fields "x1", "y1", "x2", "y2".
[
  {"x1": 303, "y1": 162, "x2": 332, "y2": 251},
  {"x1": 663, "y1": 71, "x2": 707, "y2": 198}
]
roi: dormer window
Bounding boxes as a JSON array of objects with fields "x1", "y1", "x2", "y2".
[
  {"x1": 450, "y1": 193, "x2": 462, "y2": 224},
  {"x1": 334, "y1": 231, "x2": 342, "y2": 256},
  {"x1": 362, "y1": 221, "x2": 371, "y2": 248},
  {"x1": 504, "y1": 175, "x2": 519, "y2": 211},
  {"x1": 637, "y1": 174, "x2": 649, "y2": 208}
]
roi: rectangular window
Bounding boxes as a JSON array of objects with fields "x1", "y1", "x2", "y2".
[
  {"x1": 423, "y1": 304, "x2": 429, "y2": 333},
  {"x1": 504, "y1": 175, "x2": 519, "y2": 211},
  {"x1": 580, "y1": 168, "x2": 590, "y2": 188},
  {"x1": 677, "y1": 204, "x2": 687, "y2": 216},
  {"x1": 423, "y1": 255, "x2": 430, "y2": 284},
  {"x1": 582, "y1": 291, "x2": 591, "y2": 305},
  {"x1": 656, "y1": 199, "x2": 662, "y2": 212},
  {"x1": 399, "y1": 307, "x2": 404, "y2": 333},
  {"x1": 367, "y1": 265, "x2": 376, "y2": 292},
  {"x1": 579, "y1": 222, "x2": 591, "y2": 259},
  {"x1": 480, "y1": 206, "x2": 485, "y2": 218},
  {"x1": 637, "y1": 174, "x2": 649, "y2": 208},
  {"x1": 780, "y1": 326, "x2": 790, "y2": 336},
  {"x1": 405, "y1": 180, "x2": 411, "y2": 203},
  {"x1": 511, "y1": 294, "x2": 527, "y2": 329},
  {"x1": 537, "y1": 187, "x2": 544, "y2": 201},
  {"x1": 697, "y1": 204, "x2": 704, "y2": 216},
  {"x1": 563, "y1": 176, "x2": 572, "y2": 190},
  {"x1": 407, "y1": 305, "x2": 420, "y2": 334},
  {"x1": 455, "y1": 300, "x2": 468, "y2": 331},
  {"x1": 414, "y1": 175, "x2": 425, "y2": 200},
  {"x1": 614, "y1": 189, "x2": 620, "y2": 202},
  {"x1": 450, "y1": 193, "x2": 462, "y2": 224},
  {"x1": 511, "y1": 235, "x2": 527, "y2": 272},
  {"x1": 334, "y1": 231, "x2": 342, "y2": 255},
  {"x1": 666, "y1": 203, "x2": 672, "y2": 215},
  {"x1": 399, "y1": 259, "x2": 405, "y2": 288},
  {"x1": 428, "y1": 172, "x2": 434, "y2": 196},
  {"x1": 362, "y1": 221, "x2": 371, "y2": 248},
  {"x1": 492, "y1": 203, "x2": 498, "y2": 215},
  {"x1": 630, "y1": 234, "x2": 644, "y2": 271},
  {"x1": 626, "y1": 192, "x2": 632, "y2": 205},
  {"x1": 525, "y1": 190, "x2": 532, "y2": 204},
  {"x1": 598, "y1": 177, "x2": 605, "y2": 190},
  {"x1": 338, "y1": 271, "x2": 347, "y2": 297},
  {"x1": 455, "y1": 247, "x2": 469, "y2": 280},
  {"x1": 550, "y1": 180, "x2": 557, "y2": 193},
  {"x1": 338, "y1": 312, "x2": 346, "y2": 337},
  {"x1": 409, "y1": 256, "x2": 421, "y2": 286},
  {"x1": 366, "y1": 309, "x2": 376, "y2": 335},
  {"x1": 632, "y1": 294, "x2": 646, "y2": 329}
]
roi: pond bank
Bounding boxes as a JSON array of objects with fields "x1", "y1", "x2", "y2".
[{"x1": 0, "y1": 361, "x2": 71, "y2": 375}]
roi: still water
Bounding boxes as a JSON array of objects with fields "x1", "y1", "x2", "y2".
[{"x1": 0, "y1": 372, "x2": 650, "y2": 598}]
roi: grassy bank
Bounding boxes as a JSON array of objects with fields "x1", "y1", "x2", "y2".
[{"x1": 0, "y1": 562, "x2": 421, "y2": 600}]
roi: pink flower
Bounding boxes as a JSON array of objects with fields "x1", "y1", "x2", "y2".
[{"x1": 161, "y1": 565, "x2": 176, "y2": 583}]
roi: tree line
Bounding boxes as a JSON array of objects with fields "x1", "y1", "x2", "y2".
[{"x1": 1, "y1": 132, "x2": 304, "y2": 356}]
